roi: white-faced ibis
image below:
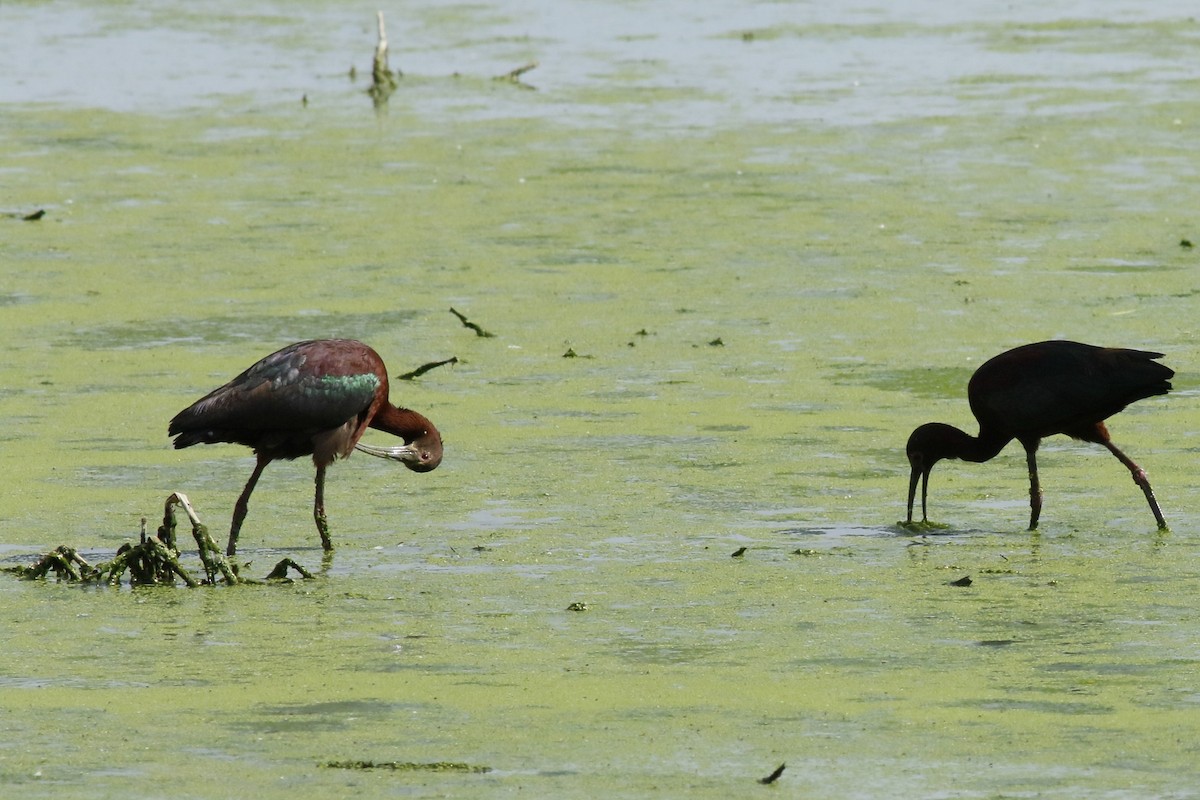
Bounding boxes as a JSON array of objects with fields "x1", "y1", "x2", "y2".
[
  {"x1": 906, "y1": 340, "x2": 1172, "y2": 530},
  {"x1": 169, "y1": 339, "x2": 443, "y2": 555}
]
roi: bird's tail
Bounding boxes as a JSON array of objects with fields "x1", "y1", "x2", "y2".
[{"x1": 170, "y1": 429, "x2": 216, "y2": 449}]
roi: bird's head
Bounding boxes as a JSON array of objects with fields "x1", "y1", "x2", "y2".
[
  {"x1": 905, "y1": 422, "x2": 968, "y2": 523},
  {"x1": 402, "y1": 426, "x2": 443, "y2": 473},
  {"x1": 355, "y1": 417, "x2": 443, "y2": 472}
]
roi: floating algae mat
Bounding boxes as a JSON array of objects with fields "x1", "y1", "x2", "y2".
[{"x1": 2, "y1": 1, "x2": 1200, "y2": 798}]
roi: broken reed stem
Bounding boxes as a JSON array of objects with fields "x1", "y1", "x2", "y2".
[
  {"x1": 449, "y1": 307, "x2": 495, "y2": 338},
  {"x1": 398, "y1": 356, "x2": 458, "y2": 381},
  {"x1": 495, "y1": 61, "x2": 538, "y2": 86},
  {"x1": 369, "y1": 10, "x2": 399, "y2": 105},
  {"x1": 14, "y1": 546, "x2": 90, "y2": 581},
  {"x1": 164, "y1": 492, "x2": 239, "y2": 585},
  {"x1": 264, "y1": 558, "x2": 315, "y2": 581}
]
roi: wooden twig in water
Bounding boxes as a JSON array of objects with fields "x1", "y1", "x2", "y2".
[
  {"x1": 758, "y1": 763, "x2": 786, "y2": 785},
  {"x1": 264, "y1": 558, "x2": 315, "y2": 581},
  {"x1": 324, "y1": 760, "x2": 491, "y2": 773},
  {"x1": 2, "y1": 209, "x2": 45, "y2": 220},
  {"x1": 6, "y1": 545, "x2": 91, "y2": 581},
  {"x1": 105, "y1": 536, "x2": 199, "y2": 587},
  {"x1": 163, "y1": 491, "x2": 239, "y2": 585},
  {"x1": 494, "y1": 61, "x2": 538, "y2": 89},
  {"x1": 450, "y1": 307, "x2": 495, "y2": 338},
  {"x1": 398, "y1": 356, "x2": 459, "y2": 381}
]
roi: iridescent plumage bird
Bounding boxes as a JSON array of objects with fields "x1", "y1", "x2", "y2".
[{"x1": 169, "y1": 339, "x2": 442, "y2": 555}]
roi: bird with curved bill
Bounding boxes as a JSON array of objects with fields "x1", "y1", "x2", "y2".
[
  {"x1": 905, "y1": 340, "x2": 1172, "y2": 530},
  {"x1": 169, "y1": 339, "x2": 443, "y2": 555}
]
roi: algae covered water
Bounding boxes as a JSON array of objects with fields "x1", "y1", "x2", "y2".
[{"x1": 3, "y1": 1, "x2": 1200, "y2": 796}]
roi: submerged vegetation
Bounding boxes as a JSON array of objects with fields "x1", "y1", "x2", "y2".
[{"x1": 5, "y1": 493, "x2": 313, "y2": 586}]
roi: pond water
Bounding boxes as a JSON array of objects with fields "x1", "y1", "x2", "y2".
[{"x1": 3, "y1": 1, "x2": 1200, "y2": 797}]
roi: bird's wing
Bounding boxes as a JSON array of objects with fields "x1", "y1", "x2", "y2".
[
  {"x1": 170, "y1": 346, "x2": 381, "y2": 435},
  {"x1": 969, "y1": 343, "x2": 1168, "y2": 439}
]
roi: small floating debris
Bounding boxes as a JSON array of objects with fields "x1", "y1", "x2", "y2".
[
  {"x1": 494, "y1": 61, "x2": 538, "y2": 89},
  {"x1": 948, "y1": 575, "x2": 973, "y2": 587},
  {"x1": 758, "y1": 762, "x2": 786, "y2": 784},
  {"x1": 2, "y1": 209, "x2": 45, "y2": 221},
  {"x1": 324, "y1": 760, "x2": 491, "y2": 773},
  {"x1": 896, "y1": 519, "x2": 952, "y2": 533},
  {"x1": 450, "y1": 307, "x2": 495, "y2": 338},
  {"x1": 397, "y1": 356, "x2": 458, "y2": 381},
  {"x1": 566, "y1": 601, "x2": 589, "y2": 612},
  {"x1": 263, "y1": 558, "x2": 315, "y2": 581}
]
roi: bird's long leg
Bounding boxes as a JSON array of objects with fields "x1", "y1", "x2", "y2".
[
  {"x1": 1022, "y1": 439, "x2": 1042, "y2": 530},
  {"x1": 906, "y1": 454, "x2": 932, "y2": 524},
  {"x1": 1101, "y1": 439, "x2": 1167, "y2": 529},
  {"x1": 919, "y1": 470, "x2": 929, "y2": 523},
  {"x1": 313, "y1": 465, "x2": 333, "y2": 551},
  {"x1": 229, "y1": 454, "x2": 270, "y2": 556}
]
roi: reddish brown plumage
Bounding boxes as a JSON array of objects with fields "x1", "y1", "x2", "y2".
[
  {"x1": 905, "y1": 340, "x2": 1171, "y2": 529},
  {"x1": 170, "y1": 339, "x2": 443, "y2": 554}
]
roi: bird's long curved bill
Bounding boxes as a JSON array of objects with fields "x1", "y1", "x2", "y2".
[
  {"x1": 907, "y1": 466, "x2": 928, "y2": 523},
  {"x1": 355, "y1": 441, "x2": 420, "y2": 463}
]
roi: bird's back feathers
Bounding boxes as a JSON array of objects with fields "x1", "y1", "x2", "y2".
[
  {"x1": 169, "y1": 339, "x2": 386, "y2": 459},
  {"x1": 968, "y1": 340, "x2": 1172, "y2": 443}
]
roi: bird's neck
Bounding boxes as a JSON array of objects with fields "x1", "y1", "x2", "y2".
[
  {"x1": 956, "y1": 427, "x2": 1011, "y2": 463},
  {"x1": 370, "y1": 403, "x2": 436, "y2": 442}
]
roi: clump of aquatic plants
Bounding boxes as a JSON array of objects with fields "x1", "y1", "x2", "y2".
[{"x1": 4, "y1": 492, "x2": 313, "y2": 587}]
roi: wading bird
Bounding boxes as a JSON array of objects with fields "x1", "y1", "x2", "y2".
[
  {"x1": 905, "y1": 340, "x2": 1172, "y2": 530},
  {"x1": 169, "y1": 339, "x2": 443, "y2": 555}
]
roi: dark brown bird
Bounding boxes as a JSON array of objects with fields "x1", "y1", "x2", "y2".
[
  {"x1": 906, "y1": 340, "x2": 1172, "y2": 530},
  {"x1": 169, "y1": 339, "x2": 443, "y2": 555}
]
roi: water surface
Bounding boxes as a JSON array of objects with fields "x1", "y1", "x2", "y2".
[{"x1": 3, "y1": 1, "x2": 1200, "y2": 797}]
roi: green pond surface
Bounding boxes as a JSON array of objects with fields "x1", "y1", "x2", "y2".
[{"x1": 3, "y1": 1, "x2": 1200, "y2": 797}]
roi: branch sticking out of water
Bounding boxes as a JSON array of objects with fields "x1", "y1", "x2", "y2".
[
  {"x1": 162, "y1": 491, "x2": 237, "y2": 585},
  {"x1": 368, "y1": 10, "x2": 399, "y2": 107},
  {"x1": 397, "y1": 356, "x2": 459, "y2": 381},
  {"x1": 264, "y1": 558, "x2": 315, "y2": 581},
  {"x1": 494, "y1": 61, "x2": 538, "y2": 89},
  {"x1": 450, "y1": 307, "x2": 495, "y2": 338}
]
